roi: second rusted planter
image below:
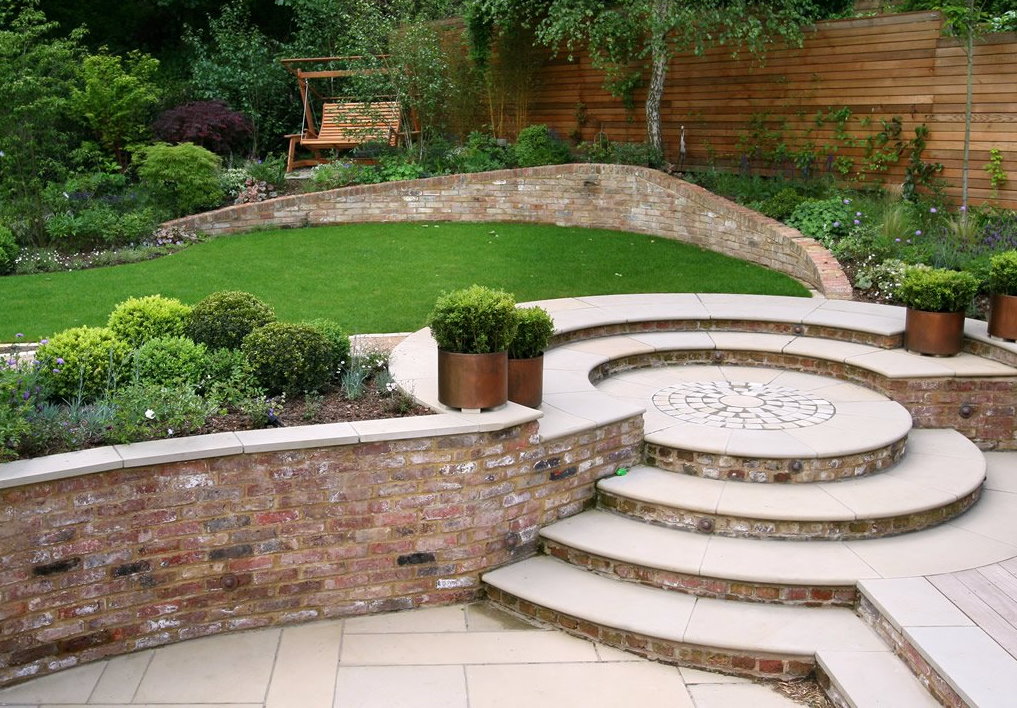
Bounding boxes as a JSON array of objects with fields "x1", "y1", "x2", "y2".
[
  {"x1": 988, "y1": 293, "x2": 1017, "y2": 341},
  {"x1": 437, "y1": 350, "x2": 508, "y2": 410},
  {"x1": 904, "y1": 308, "x2": 966, "y2": 356},
  {"x1": 508, "y1": 355, "x2": 544, "y2": 409}
]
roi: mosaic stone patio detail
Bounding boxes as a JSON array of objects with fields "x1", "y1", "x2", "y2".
[{"x1": 651, "y1": 382, "x2": 836, "y2": 430}]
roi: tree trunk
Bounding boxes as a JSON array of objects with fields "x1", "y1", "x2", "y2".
[
  {"x1": 646, "y1": 44, "x2": 667, "y2": 152},
  {"x1": 645, "y1": 0, "x2": 673, "y2": 153},
  {"x1": 961, "y1": 0, "x2": 975, "y2": 211}
]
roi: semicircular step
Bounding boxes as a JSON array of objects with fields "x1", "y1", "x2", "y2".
[
  {"x1": 596, "y1": 365, "x2": 913, "y2": 483},
  {"x1": 599, "y1": 429, "x2": 985, "y2": 540},
  {"x1": 482, "y1": 555, "x2": 885, "y2": 680}
]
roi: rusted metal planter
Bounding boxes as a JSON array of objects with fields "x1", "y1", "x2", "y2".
[
  {"x1": 905, "y1": 308, "x2": 966, "y2": 356},
  {"x1": 437, "y1": 350, "x2": 508, "y2": 410},
  {"x1": 508, "y1": 355, "x2": 544, "y2": 409},
  {"x1": 988, "y1": 293, "x2": 1017, "y2": 341}
]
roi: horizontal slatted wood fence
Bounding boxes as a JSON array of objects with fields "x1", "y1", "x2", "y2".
[{"x1": 521, "y1": 11, "x2": 1017, "y2": 209}]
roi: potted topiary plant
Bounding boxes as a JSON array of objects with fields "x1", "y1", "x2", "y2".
[
  {"x1": 428, "y1": 285, "x2": 518, "y2": 410},
  {"x1": 987, "y1": 250, "x2": 1017, "y2": 341},
  {"x1": 507, "y1": 306, "x2": 555, "y2": 408},
  {"x1": 897, "y1": 266, "x2": 979, "y2": 356}
]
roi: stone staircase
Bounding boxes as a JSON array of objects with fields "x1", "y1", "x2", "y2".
[{"x1": 464, "y1": 295, "x2": 1017, "y2": 707}]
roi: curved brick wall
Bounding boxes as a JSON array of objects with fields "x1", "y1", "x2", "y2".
[
  {"x1": 0, "y1": 418, "x2": 642, "y2": 687},
  {"x1": 166, "y1": 164, "x2": 852, "y2": 299}
]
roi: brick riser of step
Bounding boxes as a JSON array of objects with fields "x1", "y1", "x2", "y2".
[
  {"x1": 542, "y1": 539, "x2": 858, "y2": 607},
  {"x1": 588, "y1": 350, "x2": 1015, "y2": 449},
  {"x1": 856, "y1": 594, "x2": 966, "y2": 708},
  {"x1": 550, "y1": 319, "x2": 902, "y2": 350},
  {"x1": 599, "y1": 486, "x2": 984, "y2": 541},
  {"x1": 553, "y1": 318, "x2": 1017, "y2": 370},
  {"x1": 643, "y1": 437, "x2": 907, "y2": 484},
  {"x1": 485, "y1": 585, "x2": 815, "y2": 681}
]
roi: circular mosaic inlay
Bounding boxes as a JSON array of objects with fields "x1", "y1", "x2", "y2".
[{"x1": 652, "y1": 381, "x2": 836, "y2": 430}]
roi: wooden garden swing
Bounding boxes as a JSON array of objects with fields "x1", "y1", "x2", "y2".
[{"x1": 281, "y1": 56, "x2": 405, "y2": 172}]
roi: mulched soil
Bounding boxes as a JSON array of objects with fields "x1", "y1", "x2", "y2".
[{"x1": 195, "y1": 386, "x2": 432, "y2": 437}]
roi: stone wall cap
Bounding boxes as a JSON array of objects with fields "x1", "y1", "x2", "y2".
[
  {"x1": 114, "y1": 432, "x2": 244, "y2": 468},
  {"x1": 0, "y1": 446, "x2": 123, "y2": 489},
  {"x1": 349, "y1": 414, "x2": 481, "y2": 442},
  {"x1": 235, "y1": 422, "x2": 359, "y2": 454}
]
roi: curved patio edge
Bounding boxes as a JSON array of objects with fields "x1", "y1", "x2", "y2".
[{"x1": 164, "y1": 164, "x2": 852, "y2": 298}]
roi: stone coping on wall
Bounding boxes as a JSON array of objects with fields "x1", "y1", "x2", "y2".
[
  {"x1": 0, "y1": 408, "x2": 540, "y2": 491},
  {"x1": 163, "y1": 164, "x2": 853, "y2": 299}
]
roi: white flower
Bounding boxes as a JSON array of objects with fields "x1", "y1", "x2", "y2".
[
  {"x1": 145, "y1": 409, "x2": 155, "y2": 420},
  {"x1": 167, "y1": 428, "x2": 174, "y2": 436}
]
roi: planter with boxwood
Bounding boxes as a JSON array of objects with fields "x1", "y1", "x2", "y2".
[
  {"x1": 987, "y1": 250, "x2": 1017, "y2": 341},
  {"x1": 428, "y1": 285, "x2": 518, "y2": 410},
  {"x1": 897, "y1": 266, "x2": 979, "y2": 356},
  {"x1": 507, "y1": 306, "x2": 555, "y2": 408}
]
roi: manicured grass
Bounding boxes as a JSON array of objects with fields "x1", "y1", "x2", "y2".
[{"x1": 0, "y1": 222, "x2": 810, "y2": 341}]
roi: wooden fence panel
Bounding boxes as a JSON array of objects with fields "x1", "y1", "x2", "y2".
[{"x1": 525, "y1": 11, "x2": 1017, "y2": 208}]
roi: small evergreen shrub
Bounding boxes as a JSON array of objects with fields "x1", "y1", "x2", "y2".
[
  {"x1": 242, "y1": 322, "x2": 335, "y2": 395},
  {"x1": 897, "y1": 267, "x2": 979, "y2": 313},
  {"x1": 0, "y1": 225, "x2": 18, "y2": 274},
  {"x1": 131, "y1": 336, "x2": 209, "y2": 387},
  {"x1": 104, "y1": 382, "x2": 215, "y2": 444},
  {"x1": 759, "y1": 188, "x2": 807, "y2": 221},
  {"x1": 152, "y1": 100, "x2": 254, "y2": 156},
  {"x1": 508, "y1": 307, "x2": 555, "y2": 359},
  {"x1": 108, "y1": 295, "x2": 193, "y2": 346},
  {"x1": 988, "y1": 250, "x2": 1017, "y2": 296},
  {"x1": 244, "y1": 155, "x2": 286, "y2": 187},
  {"x1": 134, "y1": 142, "x2": 224, "y2": 217},
  {"x1": 36, "y1": 326, "x2": 131, "y2": 402},
  {"x1": 428, "y1": 285, "x2": 518, "y2": 354},
  {"x1": 187, "y1": 291, "x2": 276, "y2": 350},
  {"x1": 512, "y1": 125, "x2": 571, "y2": 168},
  {"x1": 302, "y1": 318, "x2": 351, "y2": 378}
]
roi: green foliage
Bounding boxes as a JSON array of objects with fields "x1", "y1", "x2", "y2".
[
  {"x1": 43, "y1": 203, "x2": 162, "y2": 250},
  {"x1": 242, "y1": 322, "x2": 336, "y2": 395},
  {"x1": 103, "y1": 381, "x2": 215, "y2": 444},
  {"x1": 305, "y1": 161, "x2": 381, "y2": 191},
  {"x1": 0, "y1": 357, "x2": 42, "y2": 460},
  {"x1": 897, "y1": 267, "x2": 979, "y2": 312},
  {"x1": 302, "y1": 318, "x2": 351, "y2": 378},
  {"x1": 985, "y1": 147, "x2": 1008, "y2": 197},
  {"x1": 902, "y1": 124, "x2": 944, "y2": 202},
  {"x1": 428, "y1": 284, "x2": 518, "y2": 354},
  {"x1": 244, "y1": 155, "x2": 287, "y2": 187},
  {"x1": 377, "y1": 154, "x2": 428, "y2": 182},
  {"x1": 134, "y1": 142, "x2": 224, "y2": 217},
  {"x1": 786, "y1": 197, "x2": 855, "y2": 247},
  {"x1": 187, "y1": 290, "x2": 276, "y2": 350},
  {"x1": 184, "y1": 0, "x2": 291, "y2": 154},
  {"x1": 197, "y1": 347, "x2": 262, "y2": 408},
  {"x1": 107, "y1": 294, "x2": 193, "y2": 346},
  {"x1": 758, "y1": 188, "x2": 807, "y2": 221},
  {"x1": 18, "y1": 400, "x2": 113, "y2": 459},
  {"x1": 449, "y1": 132, "x2": 511, "y2": 173},
  {"x1": 130, "y1": 336, "x2": 209, "y2": 388},
  {"x1": 989, "y1": 250, "x2": 1017, "y2": 296},
  {"x1": 512, "y1": 124, "x2": 571, "y2": 168},
  {"x1": 70, "y1": 50, "x2": 161, "y2": 168},
  {"x1": 508, "y1": 306, "x2": 555, "y2": 359},
  {"x1": 389, "y1": 20, "x2": 453, "y2": 146},
  {"x1": 0, "y1": 1, "x2": 84, "y2": 244},
  {"x1": 0, "y1": 224, "x2": 18, "y2": 274},
  {"x1": 35, "y1": 326, "x2": 130, "y2": 402}
]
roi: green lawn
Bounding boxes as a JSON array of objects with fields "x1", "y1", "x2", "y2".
[{"x1": 0, "y1": 222, "x2": 810, "y2": 341}]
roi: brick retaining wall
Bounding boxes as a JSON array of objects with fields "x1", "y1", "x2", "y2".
[
  {"x1": 165, "y1": 165, "x2": 852, "y2": 299},
  {"x1": 0, "y1": 417, "x2": 642, "y2": 687}
]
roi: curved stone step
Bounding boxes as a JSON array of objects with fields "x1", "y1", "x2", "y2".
[
  {"x1": 597, "y1": 365, "x2": 913, "y2": 483},
  {"x1": 483, "y1": 555, "x2": 884, "y2": 680},
  {"x1": 598, "y1": 429, "x2": 985, "y2": 539}
]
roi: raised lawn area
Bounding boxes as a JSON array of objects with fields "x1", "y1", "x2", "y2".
[{"x1": 0, "y1": 222, "x2": 809, "y2": 340}]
